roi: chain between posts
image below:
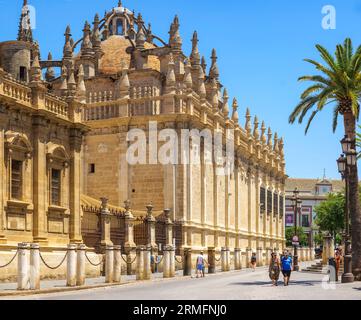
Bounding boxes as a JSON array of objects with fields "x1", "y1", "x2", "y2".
[
  {"x1": 121, "y1": 254, "x2": 137, "y2": 264},
  {"x1": 85, "y1": 251, "x2": 103, "y2": 267},
  {"x1": 155, "y1": 255, "x2": 164, "y2": 265},
  {"x1": 0, "y1": 250, "x2": 18, "y2": 268},
  {"x1": 174, "y1": 256, "x2": 183, "y2": 264},
  {"x1": 214, "y1": 256, "x2": 221, "y2": 262},
  {"x1": 39, "y1": 252, "x2": 68, "y2": 270}
]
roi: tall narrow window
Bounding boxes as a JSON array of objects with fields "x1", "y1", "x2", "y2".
[
  {"x1": 267, "y1": 190, "x2": 273, "y2": 215},
  {"x1": 260, "y1": 187, "x2": 266, "y2": 214},
  {"x1": 116, "y1": 19, "x2": 124, "y2": 35},
  {"x1": 19, "y1": 66, "x2": 27, "y2": 82},
  {"x1": 273, "y1": 193, "x2": 279, "y2": 216},
  {"x1": 279, "y1": 195, "x2": 284, "y2": 217},
  {"x1": 11, "y1": 160, "x2": 23, "y2": 200},
  {"x1": 51, "y1": 169, "x2": 61, "y2": 206}
]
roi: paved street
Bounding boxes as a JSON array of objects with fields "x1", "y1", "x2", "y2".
[{"x1": 3, "y1": 263, "x2": 361, "y2": 300}]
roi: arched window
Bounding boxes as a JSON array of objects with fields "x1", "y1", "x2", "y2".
[{"x1": 116, "y1": 19, "x2": 124, "y2": 35}]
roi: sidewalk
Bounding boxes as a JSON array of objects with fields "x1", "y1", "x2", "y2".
[{"x1": 0, "y1": 262, "x2": 315, "y2": 297}]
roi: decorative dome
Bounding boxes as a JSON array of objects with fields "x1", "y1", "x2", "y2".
[{"x1": 98, "y1": 35, "x2": 160, "y2": 74}]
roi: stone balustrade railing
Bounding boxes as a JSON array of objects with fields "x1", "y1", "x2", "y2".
[
  {"x1": 0, "y1": 76, "x2": 32, "y2": 106},
  {"x1": 44, "y1": 94, "x2": 69, "y2": 119}
]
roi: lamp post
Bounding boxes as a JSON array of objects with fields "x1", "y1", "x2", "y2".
[
  {"x1": 337, "y1": 135, "x2": 355, "y2": 284},
  {"x1": 291, "y1": 188, "x2": 302, "y2": 272}
]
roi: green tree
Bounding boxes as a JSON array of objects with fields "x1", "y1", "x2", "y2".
[
  {"x1": 285, "y1": 227, "x2": 308, "y2": 247},
  {"x1": 314, "y1": 193, "x2": 345, "y2": 245},
  {"x1": 289, "y1": 38, "x2": 361, "y2": 279}
]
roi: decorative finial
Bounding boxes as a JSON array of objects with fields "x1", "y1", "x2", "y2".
[
  {"x1": 183, "y1": 58, "x2": 193, "y2": 89},
  {"x1": 267, "y1": 127, "x2": 273, "y2": 148},
  {"x1": 232, "y1": 98, "x2": 239, "y2": 123},
  {"x1": 245, "y1": 108, "x2": 251, "y2": 134},
  {"x1": 261, "y1": 121, "x2": 267, "y2": 145},
  {"x1": 253, "y1": 116, "x2": 259, "y2": 140},
  {"x1": 222, "y1": 88, "x2": 230, "y2": 117},
  {"x1": 190, "y1": 31, "x2": 200, "y2": 66},
  {"x1": 201, "y1": 56, "x2": 207, "y2": 74},
  {"x1": 209, "y1": 49, "x2": 219, "y2": 80}
]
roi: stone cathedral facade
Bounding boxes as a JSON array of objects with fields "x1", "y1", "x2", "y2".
[{"x1": 0, "y1": 1, "x2": 286, "y2": 277}]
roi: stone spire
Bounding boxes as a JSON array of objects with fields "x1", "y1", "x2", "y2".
[
  {"x1": 60, "y1": 65, "x2": 68, "y2": 92},
  {"x1": 45, "y1": 52, "x2": 55, "y2": 82},
  {"x1": 279, "y1": 137, "x2": 285, "y2": 159},
  {"x1": 81, "y1": 21, "x2": 93, "y2": 56},
  {"x1": 232, "y1": 98, "x2": 239, "y2": 123},
  {"x1": 261, "y1": 121, "x2": 267, "y2": 145},
  {"x1": 30, "y1": 54, "x2": 42, "y2": 83},
  {"x1": 253, "y1": 116, "x2": 259, "y2": 140},
  {"x1": 201, "y1": 56, "x2": 207, "y2": 74},
  {"x1": 267, "y1": 127, "x2": 273, "y2": 149},
  {"x1": 92, "y1": 14, "x2": 102, "y2": 50},
  {"x1": 183, "y1": 58, "x2": 193, "y2": 90},
  {"x1": 209, "y1": 49, "x2": 219, "y2": 80},
  {"x1": 222, "y1": 88, "x2": 230, "y2": 117},
  {"x1": 166, "y1": 54, "x2": 176, "y2": 93},
  {"x1": 76, "y1": 64, "x2": 86, "y2": 102},
  {"x1": 198, "y1": 66, "x2": 206, "y2": 99},
  {"x1": 146, "y1": 23, "x2": 153, "y2": 43},
  {"x1": 169, "y1": 15, "x2": 182, "y2": 51},
  {"x1": 210, "y1": 78, "x2": 219, "y2": 110},
  {"x1": 190, "y1": 31, "x2": 200, "y2": 66},
  {"x1": 136, "y1": 13, "x2": 146, "y2": 49},
  {"x1": 245, "y1": 108, "x2": 252, "y2": 135},
  {"x1": 18, "y1": 0, "x2": 33, "y2": 42},
  {"x1": 63, "y1": 25, "x2": 73, "y2": 59},
  {"x1": 274, "y1": 132, "x2": 279, "y2": 153},
  {"x1": 119, "y1": 67, "x2": 130, "y2": 98},
  {"x1": 67, "y1": 65, "x2": 76, "y2": 93}
]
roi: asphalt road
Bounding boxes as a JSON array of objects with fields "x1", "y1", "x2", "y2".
[{"x1": 5, "y1": 266, "x2": 361, "y2": 300}]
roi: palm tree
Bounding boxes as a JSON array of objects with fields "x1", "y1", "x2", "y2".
[{"x1": 289, "y1": 38, "x2": 361, "y2": 279}]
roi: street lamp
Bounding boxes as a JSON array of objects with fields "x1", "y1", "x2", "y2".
[
  {"x1": 337, "y1": 137, "x2": 355, "y2": 284},
  {"x1": 291, "y1": 188, "x2": 301, "y2": 272}
]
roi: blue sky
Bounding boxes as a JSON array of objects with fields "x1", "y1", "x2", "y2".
[{"x1": 1, "y1": 0, "x2": 361, "y2": 179}]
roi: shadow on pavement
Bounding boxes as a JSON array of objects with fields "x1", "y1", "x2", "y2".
[{"x1": 230, "y1": 280, "x2": 321, "y2": 287}]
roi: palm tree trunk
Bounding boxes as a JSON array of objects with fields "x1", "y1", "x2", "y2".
[{"x1": 343, "y1": 111, "x2": 361, "y2": 280}]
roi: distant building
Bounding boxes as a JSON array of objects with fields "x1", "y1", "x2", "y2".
[{"x1": 285, "y1": 178, "x2": 344, "y2": 245}]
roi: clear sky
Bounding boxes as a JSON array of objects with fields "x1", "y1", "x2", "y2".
[{"x1": 1, "y1": 0, "x2": 361, "y2": 179}]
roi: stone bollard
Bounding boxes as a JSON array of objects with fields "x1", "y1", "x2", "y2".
[
  {"x1": 207, "y1": 247, "x2": 216, "y2": 274},
  {"x1": 67, "y1": 244, "x2": 77, "y2": 287},
  {"x1": 136, "y1": 246, "x2": 145, "y2": 281},
  {"x1": 144, "y1": 246, "x2": 152, "y2": 280},
  {"x1": 105, "y1": 245, "x2": 114, "y2": 283},
  {"x1": 113, "y1": 246, "x2": 122, "y2": 283},
  {"x1": 30, "y1": 243, "x2": 40, "y2": 290},
  {"x1": 17, "y1": 243, "x2": 30, "y2": 290},
  {"x1": 76, "y1": 244, "x2": 86, "y2": 286},
  {"x1": 183, "y1": 248, "x2": 192, "y2": 276},
  {"x1": 221, "y1": 247, "x2": 230, "y2": 272},
  {"x1": 163, "y1": 245, "x2": 175, "y2": 278},
  {"x1": 234, "y1": 248, "x2": 242, "y2": 270},
  {"x1": 169, "y1": 247, "x2": 176, "y2": 278},
  {"x1": 257, "y1": 248, "x2": 263, "y2": 267}
]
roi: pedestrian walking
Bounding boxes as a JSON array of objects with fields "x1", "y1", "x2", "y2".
[
  {"x1": 196, "y1": 251, "x2": 205, "y2": 278},
  {"x1": 250, "y1": 252, "x2": 257, "y2": 271},
  {"x1": 269, "y1": 252, "x2": 281, "y2": 286},
  {"x1": 281, "y1": 250, "x2": 293, "y2": 286}
]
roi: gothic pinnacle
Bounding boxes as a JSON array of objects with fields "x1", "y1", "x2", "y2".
[
  {"x1": 190, "y1": 31, "x2": 200, "y2": 66},
  {"x1": 209, "y1": 49, "x2": 219, "y2": 80},
  {"x1": 201, "y1": 56, "x2": 207, "y2": 74},
  {"x1": 261, "y1": 121, "x2": 267, "y2": 145},
  {"x1": 232, "y1": 98, "x2": 239, "y2": 123},
  {"x1": 253, "y1": 116, "x2": 259, "y2": 140},
  {"x1": 183, "y1": 58, "x2": 193, "y2": 89},
  {"x1": 245, "y1": 108, "x2": 251, "y2": 134},
  {"x1": 166, "y1": 54, "x2": 176, "y2": 92},
  {"x1": 267, "y1": 127, "x2": 273, "y2": 148},
  {"x1": 222, "y1": 88, "x2": 230, "y2": 117}
]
